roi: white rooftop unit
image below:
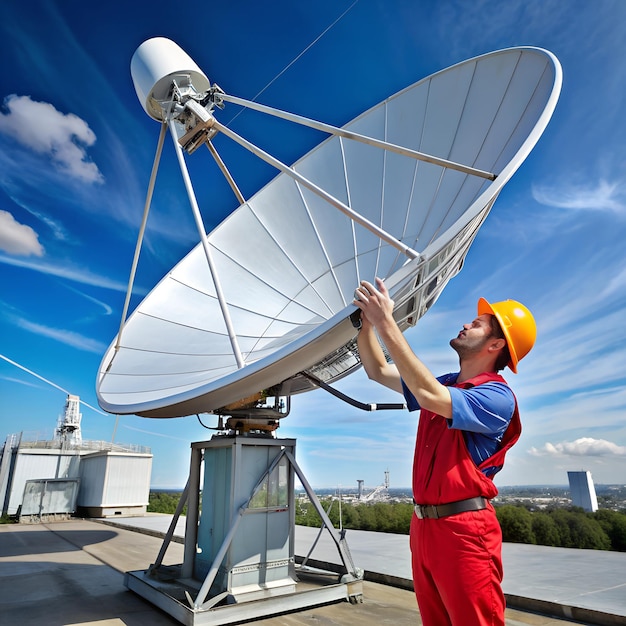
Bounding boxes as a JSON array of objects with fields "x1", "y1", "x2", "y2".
[
  {"x1": 0, "y1": 434, "x2": 152, "y2": 519},
  {"x1": 77, "y1": 450, "x2": 153, "y2": 518}
]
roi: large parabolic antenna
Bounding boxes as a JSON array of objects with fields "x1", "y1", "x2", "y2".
[{"x1": 97, "y1": 39, "x2": 561, "y2": 418}]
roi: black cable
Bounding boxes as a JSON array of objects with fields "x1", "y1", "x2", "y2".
[
  {"x1": 196, "y1": 414, "x2": 214, "y2": 429},
  {"x1": 299, "y1": 372, "x2": 406, "y2": 412}
]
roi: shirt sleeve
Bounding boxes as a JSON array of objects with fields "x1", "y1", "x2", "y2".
[
  {"x1": 448, "y1": 382, "x2": 515, "y2": 436},
  {"x1": 401, "y1": 373, "x2": 454, "y2": 412}
]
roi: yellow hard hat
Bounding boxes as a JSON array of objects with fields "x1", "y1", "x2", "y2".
[{"x1": 477, "y1": 298, "x2": 536, "y2": 373}]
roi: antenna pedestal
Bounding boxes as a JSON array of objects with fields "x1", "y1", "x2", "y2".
[
  {"x1": 193, "y1": 436, "x2": 297, "y2": 602},
  {"x1": 124, "y1": 435, "x2": 363, "y2": 624}
]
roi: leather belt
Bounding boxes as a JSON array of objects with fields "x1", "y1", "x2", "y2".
[{"x1": 413, "y1": 496, "x2": 487, "y2": 520}]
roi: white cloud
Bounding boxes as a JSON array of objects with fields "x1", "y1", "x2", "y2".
[
  {"x1": 0, "y1": 95, "x2": 103, "y2": 184},
  {"x1": 59, "y1": 283, "x2": 114, "y2": 316},
  {"x1": 0, "y1": 252, "x2": 134, "y2": 293},
  {"x1": 602, "y1": 265, "x2": 626, "y2": 298},
  {"x1": 8, "y1": 193, "x2": 70, "y2": 242},
  {"x1": 15, "y1": 318, "x2": 107, "y2": 354},
  {"x1": 532, "y1": 179, "x2": 625, "y2": 213},
  {"x1": 529, "y1": 437, "x2": 626, "y2": 457},
  {"x1": 0, "y1": 374, "x2": 41, "y2": 389},
  {"x1": 0, "y1": 210, "x2": 44, "y2": 256},
  {"x1": 121, "y1": 424, "x2": 191, "y2": 442}
]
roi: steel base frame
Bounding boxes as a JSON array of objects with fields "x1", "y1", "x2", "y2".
[
  {"x1": 123, "y1": 434, "x2": 364, "y2": 625},
  {"x1": 125, "y1": 568, "x2": 363, "y2": 626}
]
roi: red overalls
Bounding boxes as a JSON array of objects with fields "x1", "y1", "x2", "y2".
[{"x1": 410, "y1": 372, "x2": 521, "y2": 626}]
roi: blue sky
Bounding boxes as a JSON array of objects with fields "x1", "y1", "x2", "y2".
[{"x1": 1, "y1": 0, "x2": 625, "y2": 491}]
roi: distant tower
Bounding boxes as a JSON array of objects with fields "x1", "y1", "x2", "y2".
[
  {"x1": 384, "y1": 470, "x2": 390, "y2": 489},
  {"x1": 55, "y1": 395, "x2": 82, "y2": 447},
  {"x1": 567, "y1": 470, "x2": 598, "y2": 512},
  {"x1": 357, "y1": 479, "x2": 364, "y2": 500}
]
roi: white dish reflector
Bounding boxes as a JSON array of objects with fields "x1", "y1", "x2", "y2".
[{"x1": 97, "y1": 46, "x2": 561, "y2": 417}]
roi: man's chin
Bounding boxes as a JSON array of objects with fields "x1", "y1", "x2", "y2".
[{"x1": 450, "y1": 337, "x2": 469, "y2": 358}]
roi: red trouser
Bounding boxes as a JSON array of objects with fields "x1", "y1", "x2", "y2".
[{"x1": 409, "y1": 504, "x2": 505, "y2": 626}]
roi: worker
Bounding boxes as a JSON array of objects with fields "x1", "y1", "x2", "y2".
[{"x1": 353, "y1": 277, "x2": 536, "y2": 626}]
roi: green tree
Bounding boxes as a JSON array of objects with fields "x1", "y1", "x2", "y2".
[
  {"x1": 389, "y1": 503, "x2": 413, "y2": 534},
  {"x1": 340, "y1": 502, "x2": 361, "y2": 529},
  {"x1": 295, "y1": 500, "x2": 325, "y2": 527},
  {"x1": 371, "y1": 503, "x2": 394, "y2": 533},
  {"x1": 147, "y1": 491, "x2": 187, "y2": 515},
  {"x1": 356, "y1": 503, "x2": 378, "y2": 531},
  {"x1": 496, "y1": 505, "x2": 535, "y2": 544},
  {"x1": 549, "y1": 508, "x2": 610, "y2": 550},
  {"x1": 548, "y1": 509, "x2": 572, "y2": 547},
  {"x1": 593, "y1": 509, "x2": 626, "y2": 551},
  {"x1": 531, "y1": 512, "x2": 561, "y2": 547}
]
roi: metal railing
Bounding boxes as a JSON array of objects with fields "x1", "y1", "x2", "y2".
[{"x1": 11, "y1": 433, "x2": 151, "y2": 455}]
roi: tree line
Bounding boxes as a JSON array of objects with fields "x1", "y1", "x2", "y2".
[
  {"x1": 146, "y1": 492, "x2": 626, "y2": 552},
  {"x1": 496, "y1": 504, "x2": 626, "y2": 551},
  {"x1": 296, "y1": 499, "x2": 626, "y2": 552},
  {"x1": 147, "y1": 491, "x2": 188, "y2": 516}
]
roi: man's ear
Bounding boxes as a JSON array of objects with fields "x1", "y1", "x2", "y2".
[{"x1": 488, "y1": 338, "x2": 507, "y2": 353}]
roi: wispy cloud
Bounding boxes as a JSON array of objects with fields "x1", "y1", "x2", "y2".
[
  {"x1": 8, "y1": 193, "x2": 70, "y2": 242},
  {"x1": 0, "y1": 95, "x2": 104, "y2": 184},
  {"x1": 121, "y1": 424, "x2": 191, "y2": 442},
  {"x1": 532, "y1": 179, "x2": 625, "y2": 214},
  {"x1": 529, "y1": 437, "x2": 626, "y2": 457},
  {"x1": 0, "y1": 209, "x2": 43, "y2": 256},
  {"x1": 0, "y1": 374, "x2": 42, "y2": 389},
  {"x1": 60, "y1": 283, "x2": 114, "y2": 316},
  {"x1": 14, "y1": 318, "x2": 107, "y2": 354},
  {"x1": 434, "y1": 0, "x2": 571, "y2": 65},
  {"x1": 0, "y1": 253, "x2": 134, "y2": 293},
  {"x1": 603, "y1": 265, "x2": 626, "y2": 298}
]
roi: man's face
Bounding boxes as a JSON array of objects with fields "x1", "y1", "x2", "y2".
[{"x1": 449, "y1": 313, "x2": 495, "y2": 358}]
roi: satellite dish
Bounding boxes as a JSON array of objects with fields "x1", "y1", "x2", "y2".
[{"x1": 96, "y1": 39, "x2": 561, "y2": 418}]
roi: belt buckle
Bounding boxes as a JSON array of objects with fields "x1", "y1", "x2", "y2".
[{"x1": 414, "y1": 504, "x2": 424, "y2": 519}]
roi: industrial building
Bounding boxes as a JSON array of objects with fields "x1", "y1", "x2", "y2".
[
  {"x1": 0, "y1": 395, "x2": 152, "y2": 521},
  {"x1": 567, "y1": 470, "x2": 599, "y2": 512}
]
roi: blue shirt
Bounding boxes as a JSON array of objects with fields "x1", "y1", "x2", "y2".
[{"x1": 402, "y1": 373, "x2": 515, "y2": 476}]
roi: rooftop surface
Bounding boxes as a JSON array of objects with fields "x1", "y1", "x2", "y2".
[{"x1": 1, "y1": 516, "x2": 624, "y2": 626}]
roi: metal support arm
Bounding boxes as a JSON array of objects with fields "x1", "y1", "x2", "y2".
[
  {"x1": 218, "y1": 92, "x2": 497, "y2": 181},
  {"x1": 168, "y1": 120, "x2": 245, "y2": 369},
  {"x1": 212, "y1": 119, "x2": 420, "y2": 261},
  {"x1": 284, "y1": 449, "x2": 361, "y2": 580}
]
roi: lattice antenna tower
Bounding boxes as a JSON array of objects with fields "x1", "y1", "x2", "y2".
[{"x1": 55, "y1": 394, "x2": 82, "y2": 447}]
